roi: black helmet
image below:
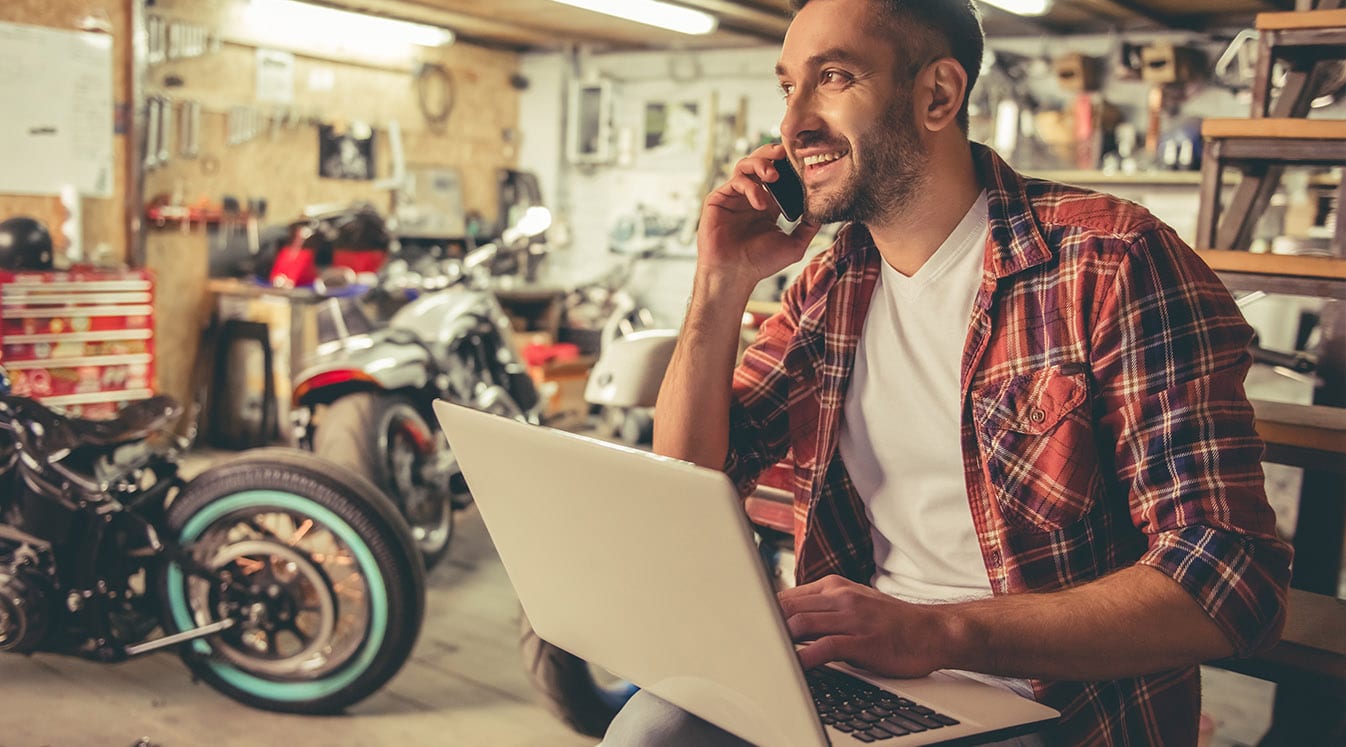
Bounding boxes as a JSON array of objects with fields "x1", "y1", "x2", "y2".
[{"x1": 0, "y1": 217, "x2": 54, "y2": 271}]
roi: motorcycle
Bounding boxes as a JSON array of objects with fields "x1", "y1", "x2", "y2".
[
  {"x1": 292, "y1": 207, "x2": 551, "y2": 570},
  {"x1": 0, "y1": 369, "x2": 425, "y2": 714}
]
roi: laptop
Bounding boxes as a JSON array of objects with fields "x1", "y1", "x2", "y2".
[{"x1": 433, "y1": 401, "x2": 1059, "y2": 746}]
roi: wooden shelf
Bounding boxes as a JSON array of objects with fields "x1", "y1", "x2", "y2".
[
  {"x1": 1026, "y1": 170, "x2": 1338, "y2": 188},
  {"x1": 1256, "y1": 8, "x2": 1346, "y2": 31},
  {"x1": 1203, "y1": 119, "x2": 1346, "y2": 141},
  {"x1": 1252, "y1": 399, "x2": 1346, "y2": 457},
  {"x1": 1028, "y1": 170, "x2": 1204, "y2": 186},
  {"x1": 1195, "y1": 250, "x2": 1346, "y2": 282}
]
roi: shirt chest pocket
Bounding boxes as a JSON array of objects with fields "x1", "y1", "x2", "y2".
[{"x1": 971, "y1": 364, "x2": 1102, "y2": 532}]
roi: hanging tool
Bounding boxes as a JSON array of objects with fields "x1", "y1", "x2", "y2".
[
  {"x1": 144, "y1": 97, "x2": 162, "y2": 170},
  {"x1": 180, "y1": 100, "x2": 200, "y2": 159},
  {"x1": 158, "y1": 97, "x2": 173, "y2": 166}
]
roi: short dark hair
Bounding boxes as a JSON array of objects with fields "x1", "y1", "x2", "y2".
[{"x1": 790, "y1": 0, "x2": 984, "y2": 131}]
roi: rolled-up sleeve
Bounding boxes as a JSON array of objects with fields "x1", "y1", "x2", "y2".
[
  {"x1": 1091, "y1": 226, "x2": 1293, "y2": 657},
  {"x1": 723, "y1": 276, "x2": 804, "y2": 497}
]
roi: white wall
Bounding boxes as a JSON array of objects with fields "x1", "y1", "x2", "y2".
[
  {"x1": 518, "y1": 35, "x2": 1345, "y2": 327},
  {"x1": 519, "y1": 45, "x2": 789, "y2": 326}
]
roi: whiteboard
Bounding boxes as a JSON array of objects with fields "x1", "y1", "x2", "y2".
[{"x1": 0, "y1": 21, "x2": 114, "y2": 198}]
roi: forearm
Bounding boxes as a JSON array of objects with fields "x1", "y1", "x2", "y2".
[
  {"x1": 652, "y1": 269, "x2": 757, "y2": 469},
  {"x1": 938, "y1": 565, "x2": 1236, "y2": 681}
]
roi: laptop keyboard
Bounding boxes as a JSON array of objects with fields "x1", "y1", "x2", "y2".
[{"x1": 807, "y1": 668, "x2": 961, "y2": 742}]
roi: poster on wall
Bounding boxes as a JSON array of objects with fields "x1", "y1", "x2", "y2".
[
  {"x1": 255, "y1": 48, "x2": 295, "y2": 104},
  {"x1": 318, "y1": 123, "x2": 376, "y2": 180},
  {"x1": 0, "y1": 22, "x2": 113, "y2": 198}
]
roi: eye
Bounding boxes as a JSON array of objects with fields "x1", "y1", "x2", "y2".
[
  {"x1": 778, "y1": 81, "x2": 795, "y2": 99},
  {"x1": 821, "y1": 69, "x2": 853, "y2": 87}
]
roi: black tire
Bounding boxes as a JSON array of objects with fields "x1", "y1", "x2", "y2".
[
  {"x1": 313, "y1": 392, "x2": 454, "y2": 571},
  {"x1": 161, "y1": 447, "x2": 425, "y2": 715},
  {"x1": 519, "y1": 610, "x2": 637, "y2": 737},
  {"x1": 211, "y1": 321, "x2": 276, "y2": 449}
]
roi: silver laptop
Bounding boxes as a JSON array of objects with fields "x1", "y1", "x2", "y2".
[{"x1": 433, "y1": 401, "x2": 1059, "y2": 746}]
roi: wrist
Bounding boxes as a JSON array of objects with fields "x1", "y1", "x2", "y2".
[
  {"x1": 690, "y1": 266, "x2": 758, "y2": 310},
  {"x1": 931, "y1": 603, "x2": 984, "y2": 672}
]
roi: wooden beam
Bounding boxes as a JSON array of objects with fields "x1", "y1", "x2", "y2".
[
  {"x1": 672, "y1": 0, "x2": 792, "y2": 36},
  {"x1": 1080, "y1": 0, "x2": 1200, "y2": 31},
  {"x1": 314, "y1": 0, "x2": 580, "y2": 49}
]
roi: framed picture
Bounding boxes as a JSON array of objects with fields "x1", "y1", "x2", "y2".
[
  {"x1": 318, "y1": 124, "x2": 375, "y2": 180},
  {"x1": 643, "y1": 100, "x2": 700, "y2": 154},
  {"x1": 567, "y1": 80, "x2": 613, "y2": 165}
]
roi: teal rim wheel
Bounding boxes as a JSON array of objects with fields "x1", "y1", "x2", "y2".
[{"x1": 164, "y1": 490, "x2": 389, "y2": 702}]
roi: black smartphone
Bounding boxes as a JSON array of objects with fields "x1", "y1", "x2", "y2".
[{"x1": 765, "y1": 157, "x2": 805, "y2": 223}]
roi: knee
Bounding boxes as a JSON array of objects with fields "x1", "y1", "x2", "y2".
[{"x1": 600, "y1": 690, "x2": 749, "y2": 747}]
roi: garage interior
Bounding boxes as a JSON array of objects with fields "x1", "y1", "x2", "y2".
[{"x1": 0, "y1": 0, "x2": 1343, "y2": 745}]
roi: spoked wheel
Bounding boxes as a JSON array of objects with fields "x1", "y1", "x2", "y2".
[
  {"x1": 313, "y1": 393, "x2": 453, "y2": 570},
  {"x1": 384, "y1": 415, "x2": 453, "y2": 564},
  {"x1": 162, "y1": 448, "x2": 424, "y2": 714}
]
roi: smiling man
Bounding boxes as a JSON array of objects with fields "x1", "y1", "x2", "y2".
[{"x1": 602, "y1": 0, "x2": 1293, "y2": 744}]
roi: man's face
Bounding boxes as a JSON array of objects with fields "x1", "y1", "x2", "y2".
[{"x1": 776, "y1": 0, "x2": 929, "y2": 225}]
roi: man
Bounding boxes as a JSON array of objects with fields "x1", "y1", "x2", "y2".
[{"x1": 603, "y1": 0, "x2": 1293, "y2": 744}]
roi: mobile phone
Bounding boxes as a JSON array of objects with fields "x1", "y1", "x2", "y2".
[{"x1": 765, "y1": 157, "x2": 805, "y2": 223}]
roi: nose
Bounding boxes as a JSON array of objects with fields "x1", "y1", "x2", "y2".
[{"x1": 780, "y1": 88, "x2": 824, "y2": 151}]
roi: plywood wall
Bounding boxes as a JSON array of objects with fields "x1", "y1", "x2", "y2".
[
  {"x1": 142, "y1": 0, "x2": 523, "y2": 226},
  {"x1": 135, "y1": 0, "x2": 523, "y2": 416},
  {"x1": 0, "y1": 0, "x2": 131, "y2": 260}
]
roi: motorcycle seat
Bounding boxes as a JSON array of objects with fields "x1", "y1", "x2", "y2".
[{"x1": 1, "y1": 395, "x2": 181, "y2": 455}]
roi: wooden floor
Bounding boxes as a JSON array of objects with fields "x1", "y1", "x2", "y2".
[{"x1": 0, "y1": 503, "x2": 594, "y2": 747}]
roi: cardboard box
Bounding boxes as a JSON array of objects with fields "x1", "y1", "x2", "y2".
[
  {"x1": 1141, "y1": 43, "x2": 1204, "y2": 85},
  {"x1": 1055, "y1": 53, "x2": 1101, "y2": 92},
  {"x1": 528, "y1": 354, "x2": 596, "y2": 420}
]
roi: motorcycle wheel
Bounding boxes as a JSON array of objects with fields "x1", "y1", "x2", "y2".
[
  {"x1": 313, "y1": 392, "x2": 454, "y2": 571},
  {"x1": 519, "y1": 610, "x2": 637, "y2": 737},
  {"x1": 161, "y1": 447, "x2": 425, "y2": 714}
]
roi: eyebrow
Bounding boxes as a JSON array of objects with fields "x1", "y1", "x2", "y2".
[{"x1": 775, "y1": 47, "x2": 869, "y2": 77}]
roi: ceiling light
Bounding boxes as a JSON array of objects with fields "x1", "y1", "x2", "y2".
[
  {"x1": 980, "y1": 0, "x2": 1053, "y2": 17},
  {"x1": 547, "y1": 0, "x2": 719, "y2": 35},
  {"x1": 247, "y1": 0, "x2": 454, "y2": 48}
]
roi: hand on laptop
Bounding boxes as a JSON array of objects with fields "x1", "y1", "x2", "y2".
[{"x1": 779, "y1": 574, "x2": 952, "y2": 679}]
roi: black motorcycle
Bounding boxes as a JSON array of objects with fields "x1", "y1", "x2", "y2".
[{"x1": 0, "y1": 372, "x2": 425, "y2": 714}]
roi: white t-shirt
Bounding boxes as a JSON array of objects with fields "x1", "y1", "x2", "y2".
[{"x1": 838, "y1": 192, "x2": 1036, "y2": 702}]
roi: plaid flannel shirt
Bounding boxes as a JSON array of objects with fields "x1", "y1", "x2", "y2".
[{"x1": 724, "y1": 144, "x2": 1292, "y2": 745}]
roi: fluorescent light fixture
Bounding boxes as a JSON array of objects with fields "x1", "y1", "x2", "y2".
[
  {"x1": 247, "y1": 0, "x2": 454, "y2": 48},
  {"x1": 980, "y1": 0, "x2": 1053, "y2": 16},
  {"x1": 548, "y1": 0, "x2": 718, "y2": 35}
]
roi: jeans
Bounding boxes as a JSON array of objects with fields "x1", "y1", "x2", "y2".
[{"x1": 599, "y1": 689, "x2": 754, "y2": 747}]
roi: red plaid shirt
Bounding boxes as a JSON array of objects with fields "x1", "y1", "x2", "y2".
[{"x1": 725, "y1": 144, "x2": 1292, "y2": 745}]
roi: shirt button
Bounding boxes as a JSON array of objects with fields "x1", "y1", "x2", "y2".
[
  {"x1": 1029, "y1": 408, "x2": 1046, "y2": 424},
  {"x1": 990, "y1": 549, "x2": 1002, "y2": 567}
]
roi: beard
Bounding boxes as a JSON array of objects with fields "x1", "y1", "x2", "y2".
[{"x1": 802, "y1": 95, "x2": 929, "y2": 226}]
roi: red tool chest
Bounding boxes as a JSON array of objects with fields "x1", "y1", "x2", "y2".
[{"x1": 0, "y1": 269, "x2": 156, "y2": 419}]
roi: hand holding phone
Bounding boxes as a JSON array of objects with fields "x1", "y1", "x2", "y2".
[{"x1": 764, "y1": 157, "x2": 805, "y2": 223}]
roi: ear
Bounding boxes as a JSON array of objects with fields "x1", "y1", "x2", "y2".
[{"x1": 917, "y1": 57, "x2": 967, "y2": 133}]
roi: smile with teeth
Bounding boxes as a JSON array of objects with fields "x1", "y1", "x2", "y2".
[{"x1": 802, "y1": 151, "x2": 847, "y2": 167}]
